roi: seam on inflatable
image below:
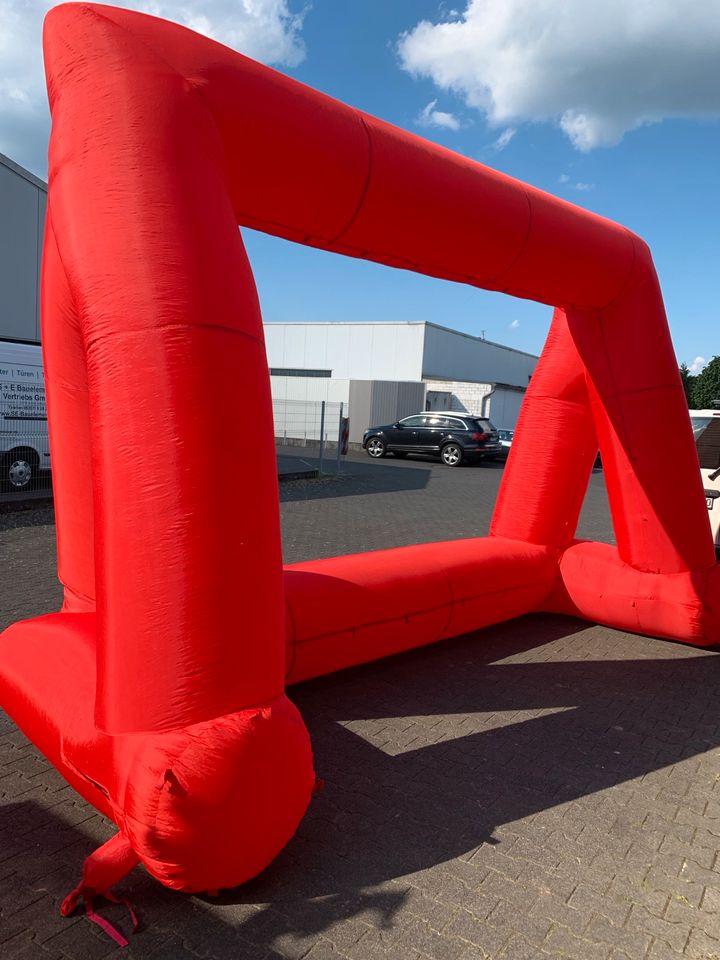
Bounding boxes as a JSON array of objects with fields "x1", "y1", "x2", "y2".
[
  {"x1": 91, "y1": 5, "x2": 372, "y2": 257},
  {"x1": 214, "y1": 201, "x2": 543, "y2": 295},
  {"x1": 600, "y1": 227, "x2": 640, "y2": 311},
  {"x1": 44, "y1": 211, "x2": 94, "y2": 605},
  {"x1": 61, "y1": 582, "x2": 96, "y2": 608},
  {"x1": 524, "y1": 393, "x2": 596, "y2": 410},
  {"x1": 610, "y1": 382, "x2": 683, "y2": 399},
  {"x1": 72, "y1": 3, "x2": 637, "y2": 323},
  {"x1": 486, "y1": 186, "x2": 533, "y2": 289},
  {"x1": 328, "y1": 114, "x2": 374, "y2": 245},
  {"x1": 289, "y1": 576, "x2": 553, "y2": 647},
  {"x1": 83, "y1": 322, "x2": 264, "y2": 355}
]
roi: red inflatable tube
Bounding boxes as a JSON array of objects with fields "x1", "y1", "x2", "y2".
[
  {"x1": 546, "y1": 542, "x2": 720, "y2": 646},
  {"x1": 284, "y1": 538, "x2": 558, "y2": 684},
  {"x1": 0, "y1": 2, "x2": 715, "y2": 913}
]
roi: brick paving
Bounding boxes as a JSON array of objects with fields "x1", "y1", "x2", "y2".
[{"x1": 1, "y1": 453, "x2": 720, "y2": 960}]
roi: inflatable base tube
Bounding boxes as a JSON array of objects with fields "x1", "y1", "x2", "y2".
[
  {"x1": 0, "y1": 614, "x2": 315, "y2": 893},
  {"x1": 547, "y1": 540, "x2": 720, "y2": 646},
  {"x1": 284, "y1": 537, "x2": 558, "y2": 684}
]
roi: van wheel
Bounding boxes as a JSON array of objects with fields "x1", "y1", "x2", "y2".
[{"x1": 1, "y1": 448, "x2": 39, "y2": 491}]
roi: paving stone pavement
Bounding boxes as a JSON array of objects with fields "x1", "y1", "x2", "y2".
[{"x1": 1, "y1": 453, "x2": 720, "y2": 960}]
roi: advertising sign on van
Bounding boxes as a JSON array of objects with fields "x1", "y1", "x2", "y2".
[{"x1": 0, "y1": 362, "x2": 46, "y2": 420}]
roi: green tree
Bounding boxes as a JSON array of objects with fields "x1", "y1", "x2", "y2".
[
  {"x1": 679, "y1": 363, "x2": 695, "y2": 408},
  {"x1": 691, "y1": 356, "x2": 720, "y2": 409}
]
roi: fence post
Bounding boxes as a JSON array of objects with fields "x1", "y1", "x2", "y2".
[
  {"x1": 335, "y1": 402, "x2": 343, "y2": 473},
  {"x1": 318, "y1": 401, "x2": 326, "y2": 474}
]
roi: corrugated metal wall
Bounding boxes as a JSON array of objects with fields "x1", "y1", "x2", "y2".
[
  {"x1": 346, "y1": 380, "x2": 426, "y2": 443},
  {"x1": 0, "y1": 155, "x2": 46, "y2": 343},
  {"x1": 487, "y1": 387, "x2": 526, "y2": 430},
  {"x1": 421, "y1": 323, "x2": 536, "y2": 388}
]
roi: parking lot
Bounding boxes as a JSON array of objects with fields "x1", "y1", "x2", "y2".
[{"x1": 1, "y1": 454, "x2": 720, "y2": 960}]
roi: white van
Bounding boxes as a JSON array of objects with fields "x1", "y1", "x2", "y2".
[
  {"x1": 690, "y1": 409, "x2": 720, "y2": 558},
  {"x1": 0, "y1": 340, "x2": 50, "y2": 491}
]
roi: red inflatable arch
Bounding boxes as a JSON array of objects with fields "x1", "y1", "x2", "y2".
[{"x1": 1, "y1": 1, "x2": 718, "y2": 926}]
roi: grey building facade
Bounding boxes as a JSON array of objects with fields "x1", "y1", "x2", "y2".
[{"x1": 0, "y1": 153, "x2": 47, "y2": 343}]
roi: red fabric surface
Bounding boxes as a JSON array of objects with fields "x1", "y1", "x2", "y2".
[
  {"x1": 546, "y1": 541, "x2": 719, "y2": 645},
  {"x1": 0, "y1": 614, "x2": 315, "y2": 892},
  {"x1": 0, "y1": 1, "x2": 715, "y2": 901},
  {"x1": 491, "y1": 308, "x2": 599, "y2": 550},
  {"x1": 285, "y1": 538, "x2": 557, "y2": 684}
]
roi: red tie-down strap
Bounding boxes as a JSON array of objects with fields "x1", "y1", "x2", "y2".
[{"x1": 60, "y1": 832, "x2": 140, "y2": 947}]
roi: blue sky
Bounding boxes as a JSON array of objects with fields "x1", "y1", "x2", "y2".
[
  {"x1": 244, "y1": 0, "x2": 720, "y2": 369},
  {"x1": 2, "y1": 0, "x2": 718, "y2": 368}
]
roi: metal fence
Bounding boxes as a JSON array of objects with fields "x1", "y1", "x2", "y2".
[{"x1": 273, "y1": 398, "x2": 348, "y2": 474}]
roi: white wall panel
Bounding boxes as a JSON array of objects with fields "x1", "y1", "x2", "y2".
[
  {"x1": 488, "y1": 387, "x2": 526, "y2": 430},
  {"x1": 264, "y1": 322, "x2": 424, "y2": 380},
  {"x1": 270, "y1": 376, "x2": 349, "y2": 404}
]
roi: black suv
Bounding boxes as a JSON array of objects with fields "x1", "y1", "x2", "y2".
[{"x1": 363, "y1": 414, "x2": 501, "y2": 466}]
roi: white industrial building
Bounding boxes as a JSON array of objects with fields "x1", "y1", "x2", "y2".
[{"x1": 266, "y1": 321, "x2": 538, "y2": 444}]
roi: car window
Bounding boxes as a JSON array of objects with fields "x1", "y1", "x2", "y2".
[
  {"x1": 400, "y1": 415, "x2": 427, "y2": 427},
  {"x1": 470, "y1": 418, "x2": 495, "y2": 432},
  {"x1": 426, "y1": 415, "x2": 459, "y2": 429}
]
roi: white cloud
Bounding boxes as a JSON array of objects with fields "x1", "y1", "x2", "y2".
[
  {"x1": 491, "y1": 126, "x2": 515, "y2": 152},
  {"x1": 0, "y1": 0, "x2": 307, "y2": 177},
  {"x1": 689, "y1": 356, "x2": 707, "y2": 375},
  {"x1": 558, "y1": 174, "x2": 595, "y2": 191},
  {"x1": 398, "y1": 0, "x2": 720, "y2": 150},
  {"x1": 510, "y1": 319, "x2": 519, "y2": 328},
  {"x1": 416, "y1": 99, "x2": 460, "y2": 131}
]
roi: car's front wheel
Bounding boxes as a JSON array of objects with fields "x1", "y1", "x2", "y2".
[
  {"x1": 440, "y1": 443, "x2": 463, "y2": 467},
  {"x1": 366, "y1": 437, "x2": 387, "y2": 458}
]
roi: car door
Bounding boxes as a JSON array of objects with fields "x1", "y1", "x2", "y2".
[
  {"x1": 416, "y1": 415, "x2": 453, "y2": 453},
  {"x1": 386, "y1": 415, "x2": 426, "y2": 452}
]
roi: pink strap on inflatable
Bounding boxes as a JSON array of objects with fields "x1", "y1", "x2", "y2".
[
  {"x1": 85, "y1": 893, "x2": 139, "y2": 948},
  {"x1": 60, "y1": 832, "x2": 140, "y2": 945}
]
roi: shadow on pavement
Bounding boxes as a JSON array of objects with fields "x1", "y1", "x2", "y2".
[
  {"x1": 3, "y1": 612, "x2": 719, "y2": 957},
  {"x1": 279, "y1": 455, "x2": 434, "y2": 502}
]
